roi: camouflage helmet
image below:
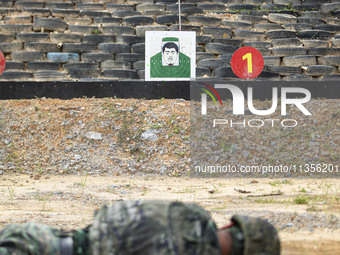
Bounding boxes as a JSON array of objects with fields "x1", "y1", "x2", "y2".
[{"x1": 231, "y1": 215, "x2": 281, "y2": 255}]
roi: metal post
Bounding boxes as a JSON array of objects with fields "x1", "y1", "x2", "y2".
[{"x1": 178, "y1": 0, "x2": 181, "y2": 31}]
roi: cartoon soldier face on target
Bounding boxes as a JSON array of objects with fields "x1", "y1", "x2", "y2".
[
  {"x1": 162, "y1": 38, "x2": 180, "y2": 66},
  {"x1": 150, "y1": 37, "x2": 191, "y2": 78}
]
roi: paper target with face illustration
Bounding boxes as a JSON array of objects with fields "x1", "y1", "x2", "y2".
[{"x1": 145, "y1": 31, "x2": 196, "y2": 81}]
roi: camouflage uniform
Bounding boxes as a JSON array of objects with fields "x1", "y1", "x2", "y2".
[
  {"x1": 89, "y1": 200, "x2": 220, "y2": 255},
  {"x1": 0, "y1": 200, "x2": 280, "y2": 255}
]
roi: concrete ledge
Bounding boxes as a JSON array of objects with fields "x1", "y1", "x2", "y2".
[{"x1": 1, "y1": 81, "x2": 339, "y2": 100}]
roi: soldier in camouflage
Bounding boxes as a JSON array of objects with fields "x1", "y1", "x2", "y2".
[{"x1": 0, "y1": 200, "x2": 280, "y2": 255}]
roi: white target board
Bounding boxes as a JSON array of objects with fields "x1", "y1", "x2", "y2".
[{"x1": 145, "y1": 31, "x2": 196, "y2": 81}]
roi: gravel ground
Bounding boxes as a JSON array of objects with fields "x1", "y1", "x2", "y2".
[
  {"x1": 0, "y1": 98, "x2": 339, "y2": 254},
  {"x1": 0, "y1": 98, "x2": 190, "y2": 177}
]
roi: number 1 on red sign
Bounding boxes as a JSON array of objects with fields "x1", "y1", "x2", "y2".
[{"x1": 242, "y1": 53, "x2": 253, "y2": 73}]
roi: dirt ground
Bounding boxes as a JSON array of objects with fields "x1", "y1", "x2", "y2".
[
  {"x1": 0, "y1": 174, "x2": 339, "y2": 255},
  {"x1": 0, "y1": 98, "x2": 339, "y2": 254}
]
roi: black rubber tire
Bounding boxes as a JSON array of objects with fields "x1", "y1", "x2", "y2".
[
  {"x1": 268, "y1": 13, "x2": 297, "y2": 24},
  {"x1": 33, "y1": 18, "x2": 67, "y2": 32},
  {"x1": 260, "y1": 3, "x2": 288, "y2": 11},
  {"x1": 257, "y1": 71, "x2": 281, "y2": 80},
  {"x1": 292, "y1": 4, "x2": 320, "y2": 12},
  {"x1": 243, "y1": 41, "x2": 272, "y2": 48},
  {"x1": 33, "y1": 71, "x2": 65, "y2": 81},
  {"x1": 0, "y1": 71, "x2": 33, "y2": 80},
  {"x1": 50, "y1": 34, "x2": 81, "y2": 43},
  {"x1": 205, "y1": 43, "x2": 237, "y2": 54},
  {"x1": 263, "y1": 56, "x2": 281, "y2": 66},
  {"x1": 82, "y1": 35, "x2": 114, "y2": 44},
  {"x1": 320, "y1": 3, "x2": 340, "y2": 13},
  {"x1": 197, "y1": 36, "x2": 212, "y2": 44},
  {"x1": 51, "y1": 9, "x2": 80, "y2": 18},
  {"x1": 202, "y1": 27, "x2": 232, "y2": 38},
  {"x1": 69, "y1": 25, "x2": 99, "y2": 34},
  {"x1": 47, "y1": 53, "x2": 80, "y2": 63},
  {"x1": 64, "y1": 63, "x2": 98, "y2": 71},
  {"x1": 254, "y1": 23, "x2": 282, "y2": 32},
  {"x1": 115, "y1": 53, "x2": 144, "y2": 63},
  {"x1": 76, "y1": 3, "x2": 104, "y2": 10},
  {"x1": 196, "y1": 67, "x2": 211, "y2": 78},
  {"x1": 234, "y1": 30, "x2": 265, "y2": 41},
  {"x1": 297, "y1": 30, "x2": 332, "y2": 40},
  {"x1": 136, "y1": 3, "x2": 165, "y2": 13},
  {"x1": 302, "y1": 40, "x2": 329, "y2": 48},
  {"x1": 81, "y1": 53, "x2": 113, "y2": 63},
  {"x1": 266, "y1": 30, "x2": 296, "y2": 39},
  {"x1": 300, "y1": 11, "x2": 328, "y2": 19},
  {"x1": 80, "y1": 10, "x2": 111, "y2": 19},
  {"x1": 196, "y1": 52, "x2": 215, "y2": 62},
  {"x1": 0, "y1": 34, "x2": 15, "y2": 43},
  {"x1": 267, "y1": 66, "x2": 301, "y2": 75},
  {"x1": 318, "y1": 74, "x2": 340, "y2": 81},
  {"x1": 123, "y1": 16, "x2": 154, "y2": 26},
  {"x1": 0, "y1": 24, "x2": 32, "y2": 33},
  {"x1": 197, "y1": 3, "x2": 227, "y2": 11},
  {"x1": 197, "y1": 59, "x2": 225, "y2": 69},
  {"x1": 222, "y1": 21, "x2": 252, "y2": 30},
  {"x1": 132, "y1": 61, "x2": 145, "y2": 71},
  {"x1": 15, "y1": 1, "x2": 44, "y2": 8},
  {"x1": 271, "y1": 38, "x2": 301, "y2": 47},
  {"x1": 298, "y1": 17, "x2": 326, "y2": 25},
  {"x1": 273, "y1": 0, "x2": 300, "y2": 4},
  {"x1": 212, "y1": 67, "x2": 238, "y2": 78},
  {"x1": 46, "y1": 3, "x2": 73, "y2": 9},
  {"x1": 167, "y1": 3, "x2": 193, "y2": 11},
  {"x1": 318, "y1": 56, "x2": 340, "y2": 66},
  {"x1": 228, "y1": 4, "x2": 259, "y2": 11},
  {"x1": 272, "y1": 47, "x2": 307, "y2": 56},
  {"x1": 106, "y1": 4, "x2": 134, "y2": 12},
  {"x1": 103, "y1": 69, "x2": 138, "y2": 80},
  {"x1": 11, "y1": 52, "x2": 44, "y2": 62},
  {"x1": 284, "y1": 23, "x2": 313, "y2": 32},
  {"x1": 68, "y1": 69, "x2": 100, "y2": 79},
  {"x1": 131, "y1": 43, "x2": 145, "y2": 54},
  {"x1": 4, "y1": 61, "x2": 25, "y2": 70},
  {"x1": 188, "y1": 16, "x2": 221, "y2": 26},
  {"x1": 4, "y1": 16, "x2": 31, "y2": 24},
  {"x1": 155, "y1": 15, "x2": 187, "y2": 25},
  {"x1": 307, "y1": 47, "x2": 334, "y2": 56},
  {"x1": 179, "y1": 7, "x2": 205, "y2": 16},
  {"x1": 238, "y1": 14, "x2": 268, "y2": 24},
  {"x1": 116, "y1": 35, "x2": 145, "y2": 45},
  {"x1": 0, "y1": 43, "x2": 23, "y2": 53},
  {"x1": 100, "y1": 61, "x2": 131, "y2": 70},
  {"x1": 169, "y1": 24, "x2": 201, "y2": 32},
  {"x1": 314, "y1": 25, "x2": 340, "y2": 32},
  {"x1": 282, "y1": 55, "x2": 317, "y2": 66},
  {"x1": 22, "y1": 8, "x2": 51, "y2": 17},
  {"x1": 98, "y1": 43, "x2": 130, "y2": 54},
  {"x1": 93, "y1": 17, "x2": 121, "y2": 25},
  {"x1": 137, "y1": 25, "x2": 168, "y2": 36},
  {"x1": 62, "y1": 43, "x2": 96, "y2": 53},
  {"x1": 27, "y1": 62, "x2": 60, "y2": 71},
  {"x1": 331, "y1": 39, "x2": 340, "y2": 47},
  {"x1": 213, "y1": 38, "x2": 243, "y2": 47},
  {"x1": 25, "y1": 42, "x2": 60, "y2": 53},
  {"x1": 111, "y1": 10, "x2": 142, "y2": 18},
  {"x1": 303, "y1": 65, "x2": 337, "y2": 76}
]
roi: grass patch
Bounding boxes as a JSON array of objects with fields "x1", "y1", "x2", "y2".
[{"x1": 294, "y1": 196, "x2": 309, "y2": 205}]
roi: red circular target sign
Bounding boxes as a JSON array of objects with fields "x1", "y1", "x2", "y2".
[
  {"x1": 0, "y1": 50, "x2": 5, "y2": 76},
  {"x1": 231, "y1": 47, "x2": 264, "y2": 80}
]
